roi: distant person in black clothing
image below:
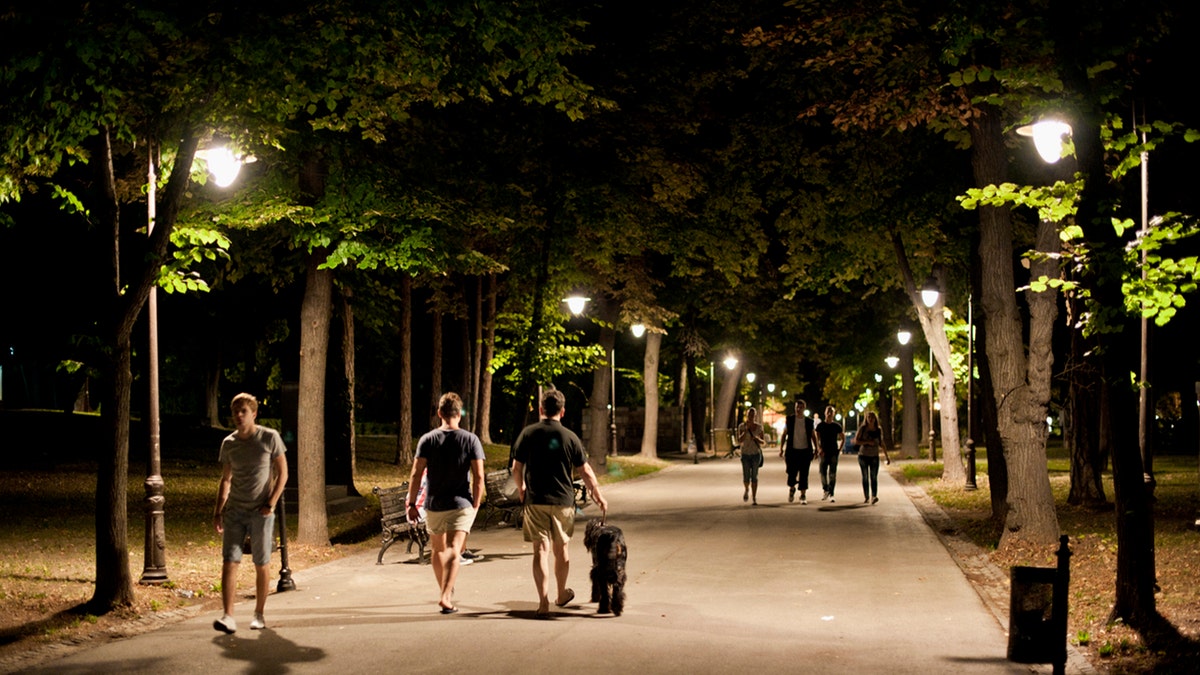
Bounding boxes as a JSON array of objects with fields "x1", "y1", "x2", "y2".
[
  {"x1": 816, "y1": 405, "x2": 845, "y2": 502},
  {"x1": 779, "y1": 399, "x2": 819, "y2": 504},
  {"x1": 511, "y1": 389, "x2": 608, "y2": 618}
]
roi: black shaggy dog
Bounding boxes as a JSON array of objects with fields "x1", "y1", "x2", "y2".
[{"x1": 583, "y1": 518, "x2": 627, "y2": 616}]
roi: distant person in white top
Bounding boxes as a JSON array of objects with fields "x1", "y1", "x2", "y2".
[{"x1": 212, "y1": 393, "x2": 288, "y2": 634}]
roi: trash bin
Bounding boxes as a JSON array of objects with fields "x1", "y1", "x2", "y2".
[
  {"x1": 1007, "y1": 565, "x2": 1058, "y2": 663},
  {"x1": 1007, "y1": 536, "x2": 1070, "y2": 674}
]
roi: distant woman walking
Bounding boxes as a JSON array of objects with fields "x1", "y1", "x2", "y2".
[
  {"x1": 855, "y1": 411, "x2": 890, "y2": 505},
  {"x1": 737, "y1": 407, "x2": 767, "y2": 505}
]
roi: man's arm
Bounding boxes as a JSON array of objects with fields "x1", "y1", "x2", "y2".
[
  {"x1": 470, "y1": 458, "x2": 485, "y2": 509},
  {"x1": 511, "y1": 460, "x2": 527, "y2": 503},
  {"x1": 778, "y1": 420, "x2": 789, "y2": 456},
  {"x1": 213, "y1": 463, "x2": 232, "y2": 533},
  {"x1": 578, "y1": 462, "x2": 607, "y2": 514},
  {"x1": 262, "y1": 451, "x2": 288, "y2": 516},
  {"x1": 405, "y1": 457, "x2": 428, "y2": 522}
]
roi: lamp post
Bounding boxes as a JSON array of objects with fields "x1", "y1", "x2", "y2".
[
  {"x1": 140, "y1": 144, "x2": 168, "y2": 586},
  {"x1": 965, "y1": 294, "x2": 977, "y2": 490},
  {"x1": 921, "y1": 275, "x2": 940, "y2": 463}
]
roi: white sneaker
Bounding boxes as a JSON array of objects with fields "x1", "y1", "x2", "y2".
[
  {"x1": 830, "y1": 496, "x2": 836, "y2": 503},
  {"x1": 213, "y1": 615, "x2": 237, "y2": 634},
  {"x1": 250, "y1": 613, "x2": 266, "y2": 630},
  {"x1": 459, "y1": 556, "x2": 474, "y2": 566}
]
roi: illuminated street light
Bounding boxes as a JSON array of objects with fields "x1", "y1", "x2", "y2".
[
  {"x1": 563, "y1": 295, "x2": 590, "y2": 316},
  {"x1": 630, "y1": 323, "x2": 646, "y2": 338},
  {"x1": 723, "y1": 355, "x2": 738, "y2": 371},
  {"x1": 1016, "y1": 119, "x2": 1073, "y2": 164},
  {"x1": 920, "y1": 275, "x2": 941, "y2": 308},
  {"x1": 897, "y1": 329, "x2": 912, "y2": 346},
  {"x1": 746, "y1": 372, "x2": 756, "y2": 383},
  {"x1": 885, "y1": 355, "x2": 899, "y2": 369}
]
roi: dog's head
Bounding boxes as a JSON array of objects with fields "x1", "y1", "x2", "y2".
[{"x1": 584, "y1": 518, "x2": 604, "y2": 551}]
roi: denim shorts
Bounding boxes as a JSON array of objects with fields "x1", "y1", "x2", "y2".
[{"x1": 221, "y1": 507, "x2": 275, "y2": 566}]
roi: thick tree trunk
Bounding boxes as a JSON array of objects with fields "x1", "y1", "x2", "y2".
[
  {"x1": 639, "y1": 331, "x2": 662, "y2": 458},
  {"x1": 588, "y1": 324, "x2": 615, "y2": 470},
  {"x1": 430, "y1": 308, "x2": 443, "y2": 428},
  {"x1": 687, "y1": 354, "x2": 707, "y2": 453},
  {"x1": 1066, "y1": 310, "x2": 1107, "y2": 507},
  {"x1": 899, "y1": 342, "x2": 919, "y2": 458},
  {"x1": 715, "y1": 361, "x2": 741, "y2": 431},
  {"x1": 477, "y1": 274, "x2": 497, "y2": 444},
  {"x1": 396, "y1": 273, "x2": 413, "y2": 466},
  {"x1": 93, "y1": 331, "x2": 136, "y2": 611},
  {"x1": 340, "y1": 286, "x2": 358, "y2": 492},
  {"x1": 970, "y1": 111, "x2": 1059, "y2": 548},
  {"x1": 470, "y1": 276, "x2": 483, "y2": 434},
  {"x1": 297, "y1": 253, "x2": 331, "y2": 546}
]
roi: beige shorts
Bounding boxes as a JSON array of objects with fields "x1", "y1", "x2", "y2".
[
  {"x1": 522, "y1": 504, "x2": 576, "y2": 545},
  {"x1": 425, "y1": 507, "x2": 477, "y2": 535}
]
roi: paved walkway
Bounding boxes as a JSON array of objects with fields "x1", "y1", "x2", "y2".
[{"x1": 17, "y1": 453, "x2": 1086, "y2": 674}]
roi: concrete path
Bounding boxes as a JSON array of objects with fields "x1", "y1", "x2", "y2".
[{"x1": 18, "y1": 453, "x2": 1076, "y2": 674}]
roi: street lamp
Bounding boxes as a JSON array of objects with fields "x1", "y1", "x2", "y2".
[
  {"x1": 965, "y1": 294, "x2": 977, "y2": 490},
  {"x1": 921, "y1": 276, "x2": 941, "y2": 463},
  {"x1": 564, "y1": 295, "x2": 590, "y2": 316},
  {"x1": 1016, "y1": 119, "x2": 1072, "y2": 164}
]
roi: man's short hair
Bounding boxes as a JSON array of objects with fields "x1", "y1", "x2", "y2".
[
  {"x1": 230, "y1": 392, "x2": 258, "y2": 414},
  {"x1": 438, "y1": 392, "x2": 463, "y2": 418},
  {"x1": 795, "y1": 399, "x2": 806, "y2": 409},
  {"x1": 541, "y1": 388, "x2": 565, "y2": 417}
]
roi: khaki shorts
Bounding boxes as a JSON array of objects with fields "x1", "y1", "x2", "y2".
[
  {"x1": 522, "y1": 504, "x2": 576, "y2": 545},
  {"x1": 425, "y1": 507, "x2": 477, "y2": 535}
]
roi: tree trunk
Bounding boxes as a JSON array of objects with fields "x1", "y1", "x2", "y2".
[
  {"x1": 687, "y1": 354, "x2": 707, "y2": 453},
  {"x1": 974, "y1": 268, "x2": 1009, "y2": 525},
  {"x1": 715, "y1": 360, "x2": 741, "y2": 431},
  {"x1": 899, "y1": 341, "x2": 919, "y2": 458},
  {"x1": 470, "y1": 276, "x2": 484, "y2": 434},
  {"x1": 93, "y1": 330, "x2": 136, "y2": 611},
  {"x1": 430, "y1": 308, "x2": 443, "y2": 428},
  {"x1": 477, "y1": 274, "x2": 497, "y2": 444},
  {"x1": 340, "y1": 286, "x2": 358, "y2": 493},
  {"x1": 396, "y1": 273, "x2": 414, "y2": 466},
  {"x1": 1066, "y1": 307, "x2": 1107, "y2": 507},
  {"x1": 588, "y1": 324, "x2": 615, "y2": 470},
  {"x1": 639, "y1": 331, "x2": 662, "y2": 458},
  {"x1": 205, "y1": 351, "x2": 222, "y2": 428},
  {"x1": 970, "y1": 110, "x2": 1059, "y2": 548},
  {"x1": 297, "y1": 253, "x2": 331, "y2": 546},
  {"x1": 90, "y1": 127, "x2": 197, "y2": 613}
]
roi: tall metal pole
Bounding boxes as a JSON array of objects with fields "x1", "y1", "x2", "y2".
[
  {"x1": 1138, "y1": 121, "x2": 1155, "y2": 494},
  {"x1": 965, "y1": 295, "x2": 977, "y2": 490},
  {"x1": 276, "y1": 494, "x2": 295, "y2": 592},
  {"x1": 610, "y1": 347, "x2": 617, "y2": 456},
  {"x1": 141, "y1": 144, "x2": 168, "y2": 585},
  {"x1": 928, "y1": 345, "x2": 937, "y2": 464}
]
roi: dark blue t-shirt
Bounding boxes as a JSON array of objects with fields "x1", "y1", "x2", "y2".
[{"x1": 415, "y1": 427, "x2": 485, "y2": 511}]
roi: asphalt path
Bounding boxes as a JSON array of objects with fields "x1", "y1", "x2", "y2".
[{"x1": 18, "y1": 452, "x2": 1074, "y2": 674}]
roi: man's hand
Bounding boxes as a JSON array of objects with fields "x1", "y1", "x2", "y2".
[{"x1": 213, "y1": 513, "x2": 223, "y2": 534}]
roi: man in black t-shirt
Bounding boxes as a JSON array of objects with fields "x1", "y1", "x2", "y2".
[
  {"x1": 512, "y1": 389, "x2": 608, "y2": 618},
  {"x1": 816, "y1": 405, "x2": 846, "y2": 502}
]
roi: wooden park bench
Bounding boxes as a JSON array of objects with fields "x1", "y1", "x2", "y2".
[
  {"x1": 478, "y1": 469, "x2": 524, "y2": 530},
  {"x1": 373, "y1": 484, "x2": 429, "y2": 565}
]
